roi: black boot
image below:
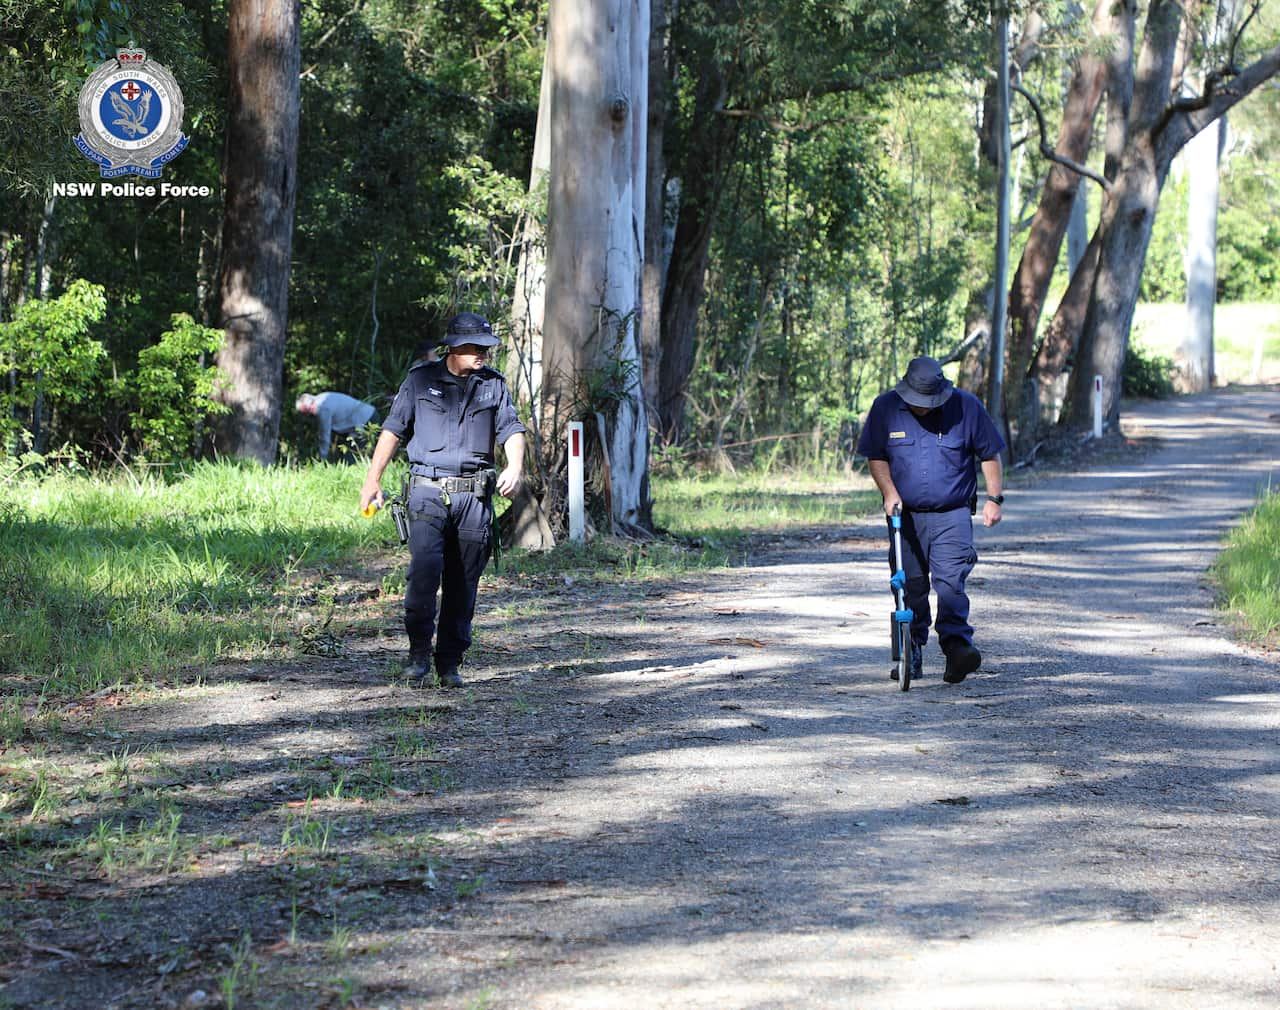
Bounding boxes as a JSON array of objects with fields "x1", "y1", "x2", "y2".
[
  {"x1": 435, "y1": 659, "x2": 463, "y2": 688},
  {"x1": 404, "y1": 653, "x2": 434, "y2": 687},
  {"x1": 942, "y1": 640, "x2": 981, "y2": 684}
]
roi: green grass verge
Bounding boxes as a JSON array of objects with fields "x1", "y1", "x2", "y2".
[
  {"x1": 0, "y1": 459, "x2": 402, "y2": 699},
  {"x1": 496, "y1": 471, "x2": 879, "y2": 582},
  {"x1": 0, "y1": 460, "x2": 878, "y2": 705},
  {"x1": 652, "y1": 471, "x2": 876, "y2": 541},
  {"x1": 1215, "y1": 490, "x2": 1280, "y2": 641}
]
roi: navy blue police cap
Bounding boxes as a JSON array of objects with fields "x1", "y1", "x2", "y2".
[{"x1": 443, "y1": 312, "x2": 500, "y2": 348}]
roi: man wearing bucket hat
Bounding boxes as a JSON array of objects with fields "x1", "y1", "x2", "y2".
[
  {"x1": 359, "y1": 312, "x2": 527, "y2": 688},
  {"x1": 856, "y1": 356, "x2": 1006, "y2": 684}
]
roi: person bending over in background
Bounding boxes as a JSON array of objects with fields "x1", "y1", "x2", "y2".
[{"x1": 296, "y1": 391, "x2": 377, "y2": 462}]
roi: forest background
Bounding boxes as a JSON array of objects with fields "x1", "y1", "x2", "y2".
[
  {"x1": 1, "y1": 0, "x2": 1279, "y2": 495},
  {"x1": 2, "y1": 11, "x2": 1280, "y2": 1002}
]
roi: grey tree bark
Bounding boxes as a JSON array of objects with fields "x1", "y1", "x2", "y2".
[
  {"x1": 1031, "y1": 1, "x2": 1135, "y2": 422},
  {"x1": 640, "y1": 0, "x2": 670, "y2": 418},
  {"x1": 657, "y1": 61, "x2": 739, "y2": 443},
  {"x1": 1002, "y1": 0, "x2": 1117, "y2": 455},
  {"x1": 1066, "y1": 1, "x2": 1280, "y2": 429},
  {"x1": 542, "y1": 0, "x2": 652, "y2": 533},
  {"x1": 30, "y1": 193, "x2": 56, "y2": 454},
  {"x1": 511, "y1": 46, "x2": 551, "y2": 417},
  {"x1": 988, "y1": 10, "x2": 1011, "y2": 438},
  {"x1": 212, "y1": 0, "x2": 300, "y2": 465},
  {"x1": 1066, "y1": 185, "x2": 1089, "y2": 276}
]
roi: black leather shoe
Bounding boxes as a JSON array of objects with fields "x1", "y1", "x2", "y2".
[
  {"x1": 943, "y1": 641, "x2": 981, "y2": 684},
  {"x1": 436, "y1": 665, "x2": 463, "y2": 688},
  {"x1": 890, "y1": 641, "x2": 924, "y2": 682}
]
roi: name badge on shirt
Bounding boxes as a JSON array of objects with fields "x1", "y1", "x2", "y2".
[{"x1": 890, "y1": 431, "x2": 906, "y2": 439}]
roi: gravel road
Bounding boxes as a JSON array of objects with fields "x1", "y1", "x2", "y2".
[
  {"x1": 455, "y1": 387, "x2": 1280, "y2": 1010},
  {"x1": 9, "y1": 389, "x2": 1278, "y2": 1010}
]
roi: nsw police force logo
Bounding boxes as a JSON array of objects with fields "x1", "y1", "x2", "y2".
[{"x1": 76, "y1": 46, "x2": 189, "y2": 179}]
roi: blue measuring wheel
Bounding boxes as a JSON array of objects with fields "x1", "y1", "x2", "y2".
[{"x1": 888, "y1": 507, "x2": 914, "y2": 691}]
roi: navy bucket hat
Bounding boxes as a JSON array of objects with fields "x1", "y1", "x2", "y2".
[{"x1": 894, "y1": 356, "x2": 955, "y2": 409}]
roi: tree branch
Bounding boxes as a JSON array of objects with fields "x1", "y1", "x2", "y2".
[
  {"x1": 717, "y1": 107, "x2": 877, "y2": 132},
  {"x1": 1159, "y1": 43, "x2": 1280, "y2": 150},
  {"x1": 1012, "y1": 83, "x2": 1112, "y2": 192},
  {"x1": 938, "y1": 324, "x2": 987, "y2": 366}
]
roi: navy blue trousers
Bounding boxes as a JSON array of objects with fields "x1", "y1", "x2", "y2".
[
  {"x1": 892, "y1": 507, "x2": 978, "y2": 649},
  {"x1": 404, "y1": 486, "x2": 492, "y2": 666}
]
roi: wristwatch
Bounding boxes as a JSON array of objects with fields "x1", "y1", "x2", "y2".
[{"x1": 987, "y1": 494, "x2": 1005, "y2": 505}]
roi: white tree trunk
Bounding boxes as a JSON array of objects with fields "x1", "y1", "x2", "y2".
[
  {"x1": 1181, "y1": 114, "x2": 1223, "y2": 394},
  {"x1": 543, "y1": 0, "x2": 650, "y2": 531}
]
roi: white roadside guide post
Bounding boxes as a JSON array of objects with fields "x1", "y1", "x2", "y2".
[
  {"x1": 568, "y1": 420, "x2": 585, "y2": 542},
  {"x1": 1092, "y1": 375, "x2": 1104, "y2": 439}
]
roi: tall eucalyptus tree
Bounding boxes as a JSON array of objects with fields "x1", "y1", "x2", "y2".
[
  {"x1": 541, "y1": 0, "x2": 651, "y2": 533},
  {"x1": 1001, "y1": 0, "x2": 1121, "y2": 454},
  {"x1": 1062, "y1": 0, "x2": 1280, "y2": 429},
  {"x1": 211, "y1": 0, "x2": 300, "y2": 463}
]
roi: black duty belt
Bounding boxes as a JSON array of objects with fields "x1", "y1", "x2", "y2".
[{"x1": 410, "y1": 473, "x2": 489, "y2": 494}]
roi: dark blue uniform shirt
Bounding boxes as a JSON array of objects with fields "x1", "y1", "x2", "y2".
[
  {"x1": 856, "y1": 388, "x2": 1006, "y2": 511},
  {"x1": 382, "y1": 359, "x2": 526, "y2": 477}
]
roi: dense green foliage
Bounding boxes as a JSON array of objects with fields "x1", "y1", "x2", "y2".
[
  {"x1": 2, "y1": 0, "x2": 544, "y2": 462},
  {"x1": 1141, "y1": 88, "x2": 1280, "y2": 304},
  {"x1": 0, "y1": 279, "x2": 108, "y2": 447},
  {"x1": 126, "y1": 314, "x2": 228, "y2": 460},
  {"x1": 1121, "y1": 343, "x2": 1176, "y2": 399},
  {"x1": 0, "y1": 1, "x2": 1277, "y2": 470},
  {"x1": 691, "y1": 80, "x2": 987, "y2": 463}
]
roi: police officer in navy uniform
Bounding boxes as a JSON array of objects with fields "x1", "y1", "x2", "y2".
[
  {"x1": 360, "y1": 313, "x2": 527, "y2": 687},
  {"x1": 857, "y1": 356, "x2": 1006, "y2": 684}
]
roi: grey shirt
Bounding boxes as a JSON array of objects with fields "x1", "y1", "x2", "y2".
[{"x1": 313, "y1": 392, "x2": 376, "y2": 460}]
